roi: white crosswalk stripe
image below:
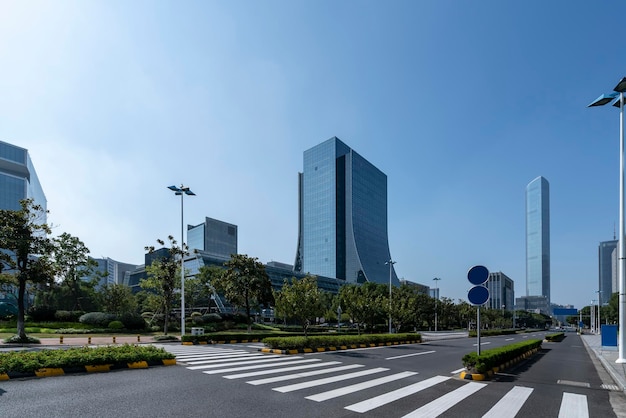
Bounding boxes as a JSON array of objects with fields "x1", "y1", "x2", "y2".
[{"x1": 156, "y1": 344, "x2": 593, "y2": 418}]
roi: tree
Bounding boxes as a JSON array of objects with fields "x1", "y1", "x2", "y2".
[
  {"x1": 52, "y1": 232, "x2": 99, "y2": 310},
  {"x1": 141, "y1": 236, "x2": 185, "y2": 335},
  {"x1": 0, "y1": 199, "x2": 56, "y2": 341},
  {"x1": 99, "y1": 283, "x2": 137, "y2": 316},
  {"x1": 338, "y1": 282, "x2": 387, "y2": 334},
  {"x1": 192, "y1": 265, "x2": 225, "y2": 311},
  {"x1": 211, "y1": 254, "x2": 273, "y2": 332},
  {"x1": 273, "y1": 275, "x2": 324, "y2": 336}
]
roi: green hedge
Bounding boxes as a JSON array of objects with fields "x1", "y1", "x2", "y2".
[
  {"x1": 462, "y1": 339, "x2": 542, "y2": 374},
  {"x1": 0, "y1": 344, "x2": 175, "y2": 374},
  {"x1": 545, "y1": 332, "x2": 565, "y2": 342},
  {"x1": 181, "y1": 332, "x2": 279, "y2": 343},
  {"x1": 262, "y1": 333, "x2": 421, "y2": 350}
]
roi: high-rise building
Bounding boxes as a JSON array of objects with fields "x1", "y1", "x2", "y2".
[
  {"x1": 486, "y1": 272, "x2": 515, "y2": 312},
  {"x1": 294, "y1": 137, "x2": 397, "y2": 285},
  {"x1": 526, "y1": 176, "x2": 550, "y2": 309},
  {"x1": 599, "y1": 239, "x2": 618, "y2": 305},
  {"x1": 0, "y1": 140, "x2": 46, "y2": 213},
  {"x1": 187, "y1": 217, "x2": 237, "y2": 258}
]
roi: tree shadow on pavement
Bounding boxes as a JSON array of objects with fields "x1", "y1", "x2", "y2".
[{"x1": 492, "y1": 348, "x2": 551, "y2": 383}]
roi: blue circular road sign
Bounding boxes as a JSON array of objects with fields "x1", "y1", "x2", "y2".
[
  {"x1": 468, "y1": 285, "x2": 489, "y2": 306},
  {"x1": 467, "y1": 265, "x2": 489, "y2": 285}
]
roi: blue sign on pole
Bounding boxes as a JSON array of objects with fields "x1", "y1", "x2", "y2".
[
  {"x1": 468, "y1": 285, "x2": 489, "y2": 306},
  {"x1": 467, "y1": 265, "x2": 489, "y2": 285}
]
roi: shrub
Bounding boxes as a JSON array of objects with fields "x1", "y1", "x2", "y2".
[
  {"x1": 120, "y1": 312, "x2": 147, "y2": 330},
  {"x1": 153, "y1": 335, "x2": 179, "y2": 342},
  {"x1": 27, "y1": 305, "x2": 56, "y2": 322},
  {"x1": 190, "y1": 312, "x2": 202, "y2": 317},
  {"x1": 545, "y1": 332, "x2": 565, "y2": 342},
  {"x1": 79, "y1": 312, "x2": 117, "y2": 327},
  {"x1": 4, "y1": 335, "x2": 41, "y2": 344},
  {"x1": 462, "y1": 339, "x2": 542, "y2": 373},
  {"x1": 261, "y1": 333, "x2": 422, "y2": 350},
  {"x1": 108, "y1": 320, "x2": 124, "y2": 330}
]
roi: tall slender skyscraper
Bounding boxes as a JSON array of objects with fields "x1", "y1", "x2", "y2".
[
  {"x1": 294, "y1": 137, "x2": 397, "y2": 285},
  {"x1": 599, "y1": 239, "x2": 618, "y2": 305},
  {"x1": 525, "y1": 176, "x2": 550, "y2": 306}
]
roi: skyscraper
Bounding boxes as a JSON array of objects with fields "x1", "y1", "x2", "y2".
[
  {"x1": 0, "y1": 140, "x2": 46, "y2": 213},
  {"x1": 599, "y1": 239, "x2": 618, "y2": 305},
  {"x1": 187, "y1": 216, "x2": 238, "y2": 258},
  {"x1": 294, "y1": 137, "x2": 397, "y2": 285},
  {"x1": 525, "y1": 176, "x2": 550, "y2": 307}
]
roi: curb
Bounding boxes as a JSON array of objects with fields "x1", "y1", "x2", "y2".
[
  {"x1": 182, "y1": 338, "x2": 262, "y2": 345},
  {"x1": 259, "y1": 340, "x2": 421, "y2": 355},
  {"x1": 0, "y1": 359, "x2": 176, "y2": 381}
]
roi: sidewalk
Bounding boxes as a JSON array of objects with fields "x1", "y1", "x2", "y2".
[
  {"x1": 0, "y1": 335, "x2": 164, "y2": 348},
  {"x1": 580, "y1": 333, "x2": 626, "y2": 391}
]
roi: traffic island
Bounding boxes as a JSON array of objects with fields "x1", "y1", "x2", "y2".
[
  {"x1": 0, "y1": 344, "x2": 176, "y2": 381},
  {"x1": 259, "y1": 334, "x2": 422, "y2": 354},
  {"x1": 460, "y1": 339, "x2": 543, "y2": 380}
]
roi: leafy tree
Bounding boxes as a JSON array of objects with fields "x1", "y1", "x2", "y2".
[
  {"x1": 273, "y1": 275, "x2": 324, "y2": 336},
  {"x1": 338, "y1": 282, "x2": 387, "y2": 334},
  {"x1": 191, "y1": 265, "x2": 225, "y2": 310},
  {"x1": 99, "y1": 283, "x2": 137, "y2": 316},
  {"x1": 0, "y1": 199, "x2": 56, "y2": 341},
  {"x1": 211, "y1": 254, "x2": 273, "y2": 332},
  {"x1": 52, "y1": 232, "x2": 99, "y2": 310},
  {"x1": 141, "y1": 236, "x2": 185, "y2": 335}
]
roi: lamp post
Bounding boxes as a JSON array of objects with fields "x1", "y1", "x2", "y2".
[
  {"x1": 168, "y1": 184, "x2": 195, "y2": 337},
  {"x1": 591, "y1": 300, "x2": 596, "y2": 334},
  {"x1": 588, "y1": 77, "x2": 626, "y2": 362},
  {"x1": 597, "y1": 290, "x2": 602, "y2": 335},
  {"x1": 385, "y1": 259, "x2": 396, "y2": 334},
  {"x1": 433, "y1": 277, "x2": 441, "y2": 332}
]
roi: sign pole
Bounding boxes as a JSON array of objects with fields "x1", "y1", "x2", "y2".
[{"x1": 477, "y1": 306, "x2": 481, "y2": 355}]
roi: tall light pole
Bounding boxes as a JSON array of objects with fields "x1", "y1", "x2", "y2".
[
  {"x1": 385, "y1": 259, "x2": 396, "y2": 334},
  {"x1": 597, "y1": 290, "x2": 602, "y2": 335},
  {"x1": 433, "y1": 277, "x2": 441, "y2": 332},
  {"x1": 588, "y1": 76, "x2": 626, "y2": 362},
  {"x1": 591, "y1": 300, "x2": 596, "y2": 334},
  {"x1": 168, "y1": 184, "x2": 195, "y2": 337}
]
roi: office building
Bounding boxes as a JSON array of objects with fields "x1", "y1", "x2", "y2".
[
  {"x1": 294, "y1": 137, "x2": 397, "y2": 285},
  {"x1": 91, "y1": 257, "x2": 138, "y2": 288},
  {"x1": 599, "y1": 239, "x2": 618, "y2": 305},
  {"x1": 0, "y1": 140, "x2": 46, "y2": 213},
  {"x1": 486, "y1": 272, "x2": 514, "y2": 312},
  {"x1": 526, "y1": 176, "x2": 550, "y2": 307},
  {"x1": 187, "y1": 216, "x2": 237, "y2": 258}
]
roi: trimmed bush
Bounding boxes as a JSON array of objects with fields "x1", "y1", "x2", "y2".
[
  {"x1": 79, "y1": 312, "x2": 117, "y2": 327},
  {"x1": 108, "y1": 320, "x2": 124, "y2": 330},
  {"x1": 545, "y1": 332, "x2": 565, "y2": 342},
  {"x1": 0, "y1": 344, "x2": 175, "y2": 374},
  {"x1": 462, "y1": 339, "x2": 542, "y2": 374},
  {"x1": 27, "y1": 305, "x2": 56, "y2": 322},
  {"x1": 119, "y1": 312, "x2": 147, "y2": 330},
  {"x1": 262, "y1": 333, "x2": 422, "y2": 350}
]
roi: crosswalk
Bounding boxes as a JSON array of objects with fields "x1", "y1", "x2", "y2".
[{"x1": 156, "y1": 344, "x2": 591, "y2": 418}]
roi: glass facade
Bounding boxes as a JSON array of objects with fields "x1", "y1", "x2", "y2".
[
  {"x1": 599, "y1": 240, "x2": 617, "y2": 305},
  {"x1": 525, "y1": 176, "x2": 550, "y2": 304},
  {"x1": 0, "y1": 140, "x2": 46, "y2": 214},
  {"x1": 295, "y1": 137, "x2": 397, "y2": 285},
  {"x1": 187, "y1": 217, "x2": 237, "y2": 258},
  {"x1": 486, "y1": 272, "x2": 515, "y2": 311}
]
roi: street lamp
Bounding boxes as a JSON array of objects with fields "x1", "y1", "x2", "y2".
[
  {"x1": 591, "y1": 300, "x2": 596, "y2": 334},
  {"x1": 433, "y1": 277, "x2": 441, "y2": 332},
  {"x1": 588, "y1": 77, "x2": 626, "y2": 362},
  {"x1": 385, "y1": 259, "x2": 396, "y2": 334},
  {"x1": 168, "y1": 184, "x2": 196, "y2": 337}
]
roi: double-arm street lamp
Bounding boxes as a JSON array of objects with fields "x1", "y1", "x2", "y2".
[
  {"x1": 168, "y1": 184, "x2": 195, "y2": 337},
  {"x1": 588, "y1": 77, "x2": 626, "y2": 362},
  {"x1": 385, "y1": 259, "x2": 396, "y2": 334},
  {"x1": 433, "y1": 277, "x2": 441, "y2": 332}
]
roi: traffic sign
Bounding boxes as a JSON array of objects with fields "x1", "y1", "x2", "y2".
[
  {"x1": 468, "y1": 285, "x2": 489, "y2": 305},
  {"x1": 467, "y1": 265, "x2": 489, "y2": 285}
]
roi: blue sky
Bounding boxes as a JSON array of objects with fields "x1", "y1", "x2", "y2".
[{"x1": 1, "y1": 1, "x2": 625, "y2": 310}]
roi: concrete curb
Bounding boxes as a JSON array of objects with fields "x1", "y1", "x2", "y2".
[
  {"x1": 259, "y1": 340, "x2": 421, "y2": 355},
  {"x1": 0, "y1": 359, "x2": 176, "y2": 381}
]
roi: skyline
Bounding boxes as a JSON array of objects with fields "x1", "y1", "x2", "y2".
[{"x1": 2, "y1": 1, "x2": 626, "y2": 310}]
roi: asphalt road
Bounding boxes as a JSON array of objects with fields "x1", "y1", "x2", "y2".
[{"x1": 1, "y1": 332, "x2": 624, "y2": 417}]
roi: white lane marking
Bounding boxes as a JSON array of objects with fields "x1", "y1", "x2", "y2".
[
  {"x1": 402, "y1": 381, "x2": 486, "y2": 418},
  {"x1": 272, "y1": 367, "x2": 389, "y2": 393},
  {"x1": 345, "y1": 375, "x2": 450, "y2": 413},
  {"x1": 450, "y1": 368, "x2": 466, "y2": 374},
  {"x1": 305, "y1": 371, "x2": 418, "y2": 402},
  {"x1": 210, "y1": 359, "x2": 325, "y2": 376},
  {"x1": 482, "y1": 386, "x2": 533, "y2": 418},
  {"x1": 558, "y1": 392, "x2": 588, "y2": 418},
  {"x1": 186, "y1": 353, "x2": 267, "y2": 364},
  {"x1": 247, "y1": 364, "x2": 364, "y2": 385},
  {"x1": 472, "y1": 342, "x2": 492, "y2": 346},
  {"x1": 505, "y1": 338, "x2": 514, "y2": 341},
  {"x1": 557, "y1": 380, "x2": 590, "y2": 388},
  {"x1": 386, "y1": 350, "x2": 436, "y2": 360},
  {"x1": 187, "y1": 356, "x2": 294, "y2": 370},
  {"x1": 304, "y1": 345, "x2": 392, "y2": 355}
]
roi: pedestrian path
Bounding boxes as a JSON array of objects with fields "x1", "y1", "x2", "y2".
[{"x1": 156, "y1": 344, "x2": 592, "y2": 418}]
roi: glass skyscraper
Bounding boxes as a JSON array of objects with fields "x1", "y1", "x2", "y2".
[
  {"x1": 525, "y1": 176, "x2": 550, "y2": 305},
  {"x1": 294, "y1": 137, "x2": 397, "y2": 285},
  {"x1": 0, "y1": 140, "x2": 46, "y2": 215},
  {"x1": 599, "y1": 239, "x2": 618, "y2": 305}
]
